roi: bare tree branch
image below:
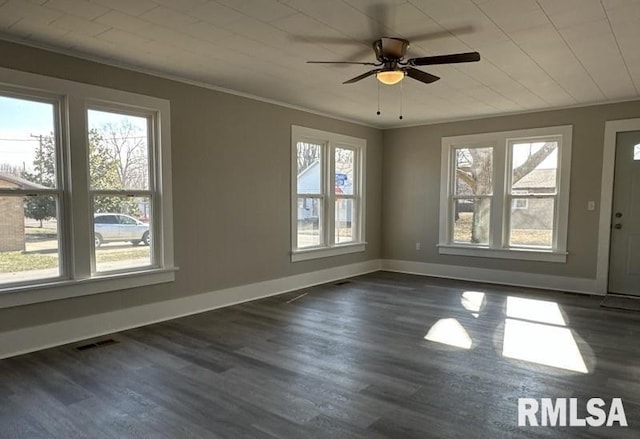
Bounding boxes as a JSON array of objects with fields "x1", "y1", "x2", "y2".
[
  {"x1": 512, "y1": 142, "x2": 556, "y2": 185},
  {"x1": 455, "y1": 168, "x2": 476, "y2": 192}
]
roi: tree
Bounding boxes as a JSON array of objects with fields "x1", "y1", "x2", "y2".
[
  {"x1": 89, "y1": 129, "x2": 140, "y2": 215},
  {"x1": 457, "y1": 143, "x2": 556, "y2": 243},
  {"x1": 22, "y1": 134, "x2": 56, "y2": 227},
  {"x1": 0, "y1": 163, "x2": 23, "y2": 177},
  {"x1": 297, "y1": 142, "x2": 320, "y2": 175},
  {"x1": 21, "y1": 130, "x2": 142, "y2": 226},
  {"x1": 98, "y1": 120, "x2": 148, "y2": 190}
]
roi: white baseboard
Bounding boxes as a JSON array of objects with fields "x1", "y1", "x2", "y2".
[
  {"x1": 381, "y1": 259, "x2": 600, "y2": 296},
  {"x1": 0, "y1": 259, "x2": 382, "y2": 359}
]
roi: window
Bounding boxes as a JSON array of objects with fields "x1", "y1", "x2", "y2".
[
  {"x1": 634, "y1": 144, "x2": 640, "y2": 160},
  {"x1": 291, "y1": 126, "x2": 365, "y2": 261},
  {"x1": 508, "y1": 139, "x2": 558, "y2": 248},
  {"x1": 513, "y1": 199, "x2": 528, "y2": 210},
  {"x1": 0, "y1": 66, "x2": 173, "y2": 307},
  {"x1": 439, "y1": 126, "x2": 572, "y2": 262},
  {"x1": 0, "y1": 94, "x2": 63, "y2": 286},
  {"x1": 452, "y1": 147, "x2": 493, "y2": 245},
  {"x1": 88, "y1": 108, "x2": 154, "y2": 273}
]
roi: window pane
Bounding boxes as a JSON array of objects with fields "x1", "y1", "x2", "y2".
[
  {"x1": 511, "y1": 141, "x2": 557, "y2": 194},
  {"x1": 335, "y1": 198, "x2": 355, "y2": 243},
  {"x1": 335, "y1": 148, "x2": 354, "y2": 195},
  {"x1": 0, "y1": 96, "x2": 57, "y2": 188},
  {"x1": 510, "y1": 197, "x2": 554, "y2": 248},
  {"x1": 0, "y1": 195, "x2": 60, "y2": 285},
  {"x1": 453, "y1": 198, "x2": 490, "y2": 244},
  {"x1": 93, "y1": 195, "x2": 152, "y2": 272},
  {"x1": 296, "y1": 142, "x2": 321, "y2": 194},
  {"x1": 297, "y1": 197, "x2": 321, "y2": 248},
  {"x1": 88, "y1": 110, "x2": 150, "y2": 191},
  {"x1": 455, "y1": 147, "x2": 493, "y2": 196}
]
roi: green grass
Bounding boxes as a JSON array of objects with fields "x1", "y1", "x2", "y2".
[
  {"x1": 0, "y1": 248, "x2": 150, "y2": 273},
  {"x1": 0, "y1": 252, "x2": 58, "y2": 273},
  {"x1": 24, "y1": 227, "x2": 57, "y2": 235},
  {"x1": 96, "y1": 248, "x2": 150, "y2": 263}
]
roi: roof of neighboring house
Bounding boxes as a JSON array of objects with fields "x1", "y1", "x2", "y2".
[
  {"x1": 0, "y1": 173, "x2": 49, "y2": 190},
  {"x1": 513, "y1": 168, "x2": 556, "y2": 189},
  {"x1": 297, "y1": 160, "x2": 319, "y2": 179}
]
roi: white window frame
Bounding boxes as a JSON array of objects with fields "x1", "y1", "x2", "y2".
[
  {"x1": 512, "y1": 199, "x2": 528, "y2": 210},
  {"x1": 0, "y1": 67, "x2": 174, "y2": 309},
  {"x1": 438, "y1": 125, "x2": 572, "y2": 263},
  {"x1": 86, "y1": 102, "x2": 160, "y2": 275},
  {"x1": 291, "y1": 126, "x2": 366, "y2": 262}
]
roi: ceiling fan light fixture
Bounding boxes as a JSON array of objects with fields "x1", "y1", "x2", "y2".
[{"x1": 376, "y1": 70, "x2": 405, "y2": 85}]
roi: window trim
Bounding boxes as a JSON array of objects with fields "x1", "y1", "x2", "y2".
[
  {"x1": 0, "y1": 87, "x2": 70, "y2": 287},
  {"x1": 0, "y1": 66, "x2": 174, "y2": 308},
  {"x1": 439, "y1": 125, "x2": 572, "y2": 263},
  {"x1": 291, "y1": 126, "x2": 366, "y2": 262},
  {"x1": 86, "y1": 103, "x2": 160, "y2": 274}
]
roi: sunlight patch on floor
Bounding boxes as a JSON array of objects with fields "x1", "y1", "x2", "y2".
[
  {"x1": 503, "y1": 297, "x2": 587, "y2": 373},
  {"x1": 462, "y1": 291, "x2": 485, "y2": 318},
  {"x1": 425, "y1": 318, "x2": 472, "y2": 349},
  {"x1": 506, "y1": 296, "x2": 566, "y2": 326}
]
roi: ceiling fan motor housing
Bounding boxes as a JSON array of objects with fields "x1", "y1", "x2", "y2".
[{"x1": 373, "y1": 37, "x2": 410, "y2": 62}]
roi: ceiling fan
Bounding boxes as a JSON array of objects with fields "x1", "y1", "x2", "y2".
[{"x1": 307, "y1": 37, "x2": 480, "y2": 86}]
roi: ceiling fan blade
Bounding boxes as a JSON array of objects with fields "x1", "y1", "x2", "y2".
[
  {"x1": 343, "y1": 69, "x2": 381, "y2": 84},
  {"x1": 289, "y1": 35, "x2": 361, "y2": 45},
  {"x1": 341, "y1": 46, "x2": 377, "y2": 63},
  {"x1": 405, "y1": 25, "x2": 475, "y2": 42},
  {"x1": 408, "y1": 51, "x2": 481, "y2": 66},
  {"x1": 405, "y1": 67, "x2": 440, "y2": 84},
  {"x1": 307, "y1": 61, "x2": 378, "y2": 66},
  {"x1": 368, "y1": 2, "x2": 391, "y2": 38}
]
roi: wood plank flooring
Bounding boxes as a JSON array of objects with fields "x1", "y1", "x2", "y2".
[{"x1": 1, "y1": 271, "x2": 640, "y2": 438}]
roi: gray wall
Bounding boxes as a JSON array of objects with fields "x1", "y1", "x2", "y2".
[
  {"x1": 2, "y1": 38, "x2": 640, "y2": 339},
  {"x1": 382, "y1": 100, "x2": 640, "y2": 279},
  {"x1": 0, "y1": 40, "x2": 382, "y2": 333}
]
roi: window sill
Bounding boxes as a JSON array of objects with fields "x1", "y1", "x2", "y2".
[
  {"x1": 0, "y1": 267, "x2": 178, "y2": 309},
  {"x1": 437, "y1": 244, "x2": 567, "y2": 263},
  {"x1": 292, "y1": 242, "x2": 367, "y2": 262}
]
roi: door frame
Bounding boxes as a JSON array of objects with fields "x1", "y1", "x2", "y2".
[{"x1": 596, "y1": 118, "x2": 640, "y2": 294}]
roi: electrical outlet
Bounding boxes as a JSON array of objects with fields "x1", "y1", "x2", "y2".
[
  {"x1": 415, "y1": 242, "x2": 421, "y2": 251},
  {"x1": 587, "y1": 201, "x2": 596, "y2": 211}
]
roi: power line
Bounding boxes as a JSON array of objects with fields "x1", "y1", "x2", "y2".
[{"x1": 0, "y1": 137, "x2": 46, "y2": 142}]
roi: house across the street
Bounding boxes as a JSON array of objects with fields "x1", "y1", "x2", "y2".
[{"x1": 0, "y1": 173, "x2": 46, "y2": 252}]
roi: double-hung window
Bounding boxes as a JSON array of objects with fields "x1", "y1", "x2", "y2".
[
  {"x1": 87, "y1": 107, "x2": 157, "y2": 273},
  {"x1": 291, "y1": 126, "x2": 366, "y2": 261},
  {"x1": 439, "y1": 126, "x2": 572, "y2": 262},
  {"x1": 0, "y1": 67, "x2": 173, "y2": 307},
  {"x1": 0, "y1": 91, "x2": 64, "y2": 284}
]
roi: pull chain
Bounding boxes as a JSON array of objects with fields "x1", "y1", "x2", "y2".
[
  {"x1": 399, "y1": 79, "x2": 404, "y2": 120},
  {"x1": 376, "y1": 80, "x2": 381, "y2": 116}
]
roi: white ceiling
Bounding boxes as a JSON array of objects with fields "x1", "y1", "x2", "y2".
[{"x1": 1, "y1": 0, "x2": 639, "y2": 128}]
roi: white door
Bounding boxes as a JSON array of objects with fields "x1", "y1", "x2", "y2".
[{"x1": 609, "y1": 131, "x2": 640, "y2": 295}]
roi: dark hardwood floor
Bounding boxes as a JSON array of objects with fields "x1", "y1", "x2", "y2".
[{"x1": 1, "y1": 271, "x2": 639, "y2": 438}]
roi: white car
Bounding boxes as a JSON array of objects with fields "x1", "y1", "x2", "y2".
[{"x1": 94, "y1": 213, "x2": 150, "y2": 248}]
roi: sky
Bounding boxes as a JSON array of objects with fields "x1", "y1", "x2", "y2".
[
  {"x1": 0, "y1": 96, "x2": 53, "y2": 172},
  {"x1": 0, "y1": 96, "x2": 147, "y2": 173},
  {"x1": 512, "y1": 141, "x2": 558, "y2": 170}
]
